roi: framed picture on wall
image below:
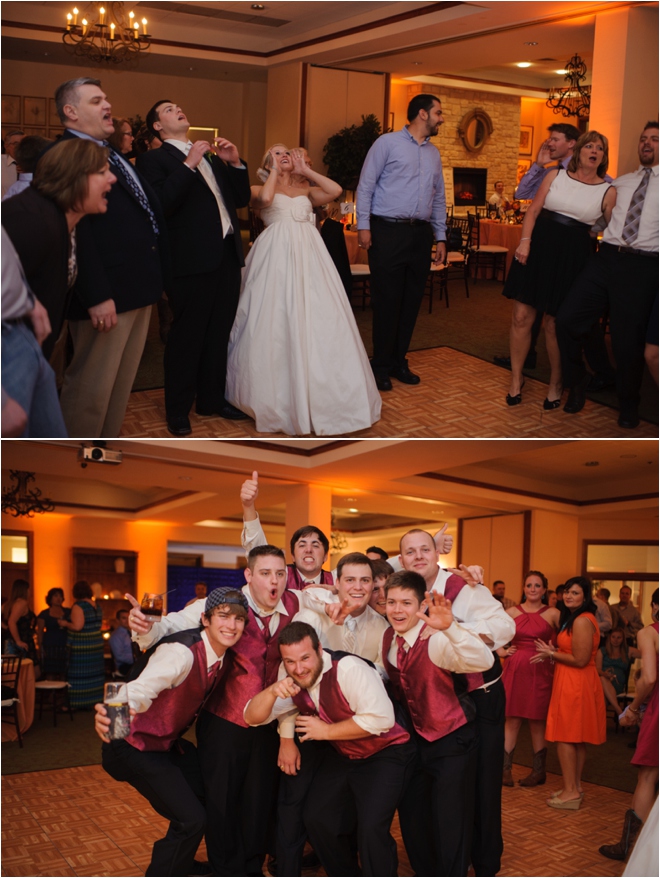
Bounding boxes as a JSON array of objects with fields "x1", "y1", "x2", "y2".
[
  {"x1": 519, "y1": 125, "x2": 534, "y2": 156},
  {"x1": 516, "y1": 159, "x2": 531, "y2": 184},
  {"x1": 2, "y1": 95, "x2": 21, "y2": 126},
  {"x1": 23, "y1": 97, "x2": 47, "y2": 127},
  {"x1": 48, "y1": 98, "x2": 60, "y2": 127}
]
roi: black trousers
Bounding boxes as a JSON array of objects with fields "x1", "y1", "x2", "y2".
[
  {"x1": 469, "y1": 681, "x2": 506, "y2": 877},
  {"x1": 276, "y1": 738, "x2": 329, "y2": 876},
  {"x1": 102, "y1": 738, "x2": 205, "y2": 877},
  {"x1": 164, "y1": 239, "x2": 242, "y2": 418},
  {"x1": 195, "y1": 711, "x2": 279, "y2": 876},
  {"x1": 304, "y1": 740, "x2": 415, "y2": 877},
  {"x1": 368, "y1": 219, "x2": 434, "y2": 374},
  {"x1": 398, "y1": 721, "x2": 478, "y2": 877},
  {"x1": 556, "y1": 245, "x2": 658, "y2": 414}
]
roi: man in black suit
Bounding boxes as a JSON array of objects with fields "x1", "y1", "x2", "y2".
[
  {"x1": 50, "y1": 77, "x2": 168, "y2": 438},
  {"x1": 137, "y1": 100, "x2": 251, "y2": 435}
]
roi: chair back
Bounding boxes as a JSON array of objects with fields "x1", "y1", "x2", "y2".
[
  {"x1": 447, "y1": 217, "x2": 469, "y2": 253},
  {"x1": 1, "y1": 654, "x2": 22, "y2": 699},
  {"x1": 446, "y1": 204, "x2": 454, "y2": 221},
  {"x1": 40, "y1": 645, "x2": 71, "y2": 680},
  {"x1": 467, "y1": 213, "x2": 481, "y2": 249},
  {"x1": 248, "y1": 207, "x2": 265, "y2": 243}
]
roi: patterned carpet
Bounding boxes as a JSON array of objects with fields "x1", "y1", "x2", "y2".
[
  {"x1": 121, "y1": 346, "x2": 658, "y2": 438},
  {"x1": 1, "y1": 762, "x2": 630, "y2": 877}
]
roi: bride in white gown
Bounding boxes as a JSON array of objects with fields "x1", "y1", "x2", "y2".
[{"x1": 226, "y1": 145, "x2": 381, "y2": 436}]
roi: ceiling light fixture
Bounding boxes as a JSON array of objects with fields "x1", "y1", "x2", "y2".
[
  {"x1": 348, "y1": 508, "x2": 359, "y2": 513},
  {"x1": 63, "y1": 4, "x2": 151, "y2": 66},
  {"x1": 251, "y1": 3, "x2": 265, "y2": 9},
  {"x1": 2, "y1": 471, "x2": 55, "y2": 518},
  {"x1": 524, "y1": 41, "x2": 538, "y2": 46},
  {"x1": 546, "y1": 52, "x2": 591, "y2": 118},
  {"x1": 516, "y1": 62, "x2": 532, "y2": 68}
]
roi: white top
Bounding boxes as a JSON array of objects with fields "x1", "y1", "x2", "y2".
[
  {"x1": 543, "y1": 169, "x2": 610, "y2": 225},
  {"x1": 385, "y1": 618, "x2": 495, "y2": 672},
  {"x1": 127, "y1": 629, "x2": 223, "y2": 713},
  {"x1": 246, "y1": 650, "x2": 395, "y2": 737},
  {"x1": 294, "y1": 603, "x2": 389, "y2": 669},
  {"x1": 602, "y1": 165, "x2": 659, "y2": 251}
]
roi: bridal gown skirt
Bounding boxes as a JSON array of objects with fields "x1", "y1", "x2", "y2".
[{"x1": 226, "y1": 195, "x2": 381, "y2": 436}]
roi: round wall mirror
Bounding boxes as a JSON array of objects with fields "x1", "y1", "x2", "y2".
[{"x1": 458, "y1": 108, "x2": 494, "y2": 153}]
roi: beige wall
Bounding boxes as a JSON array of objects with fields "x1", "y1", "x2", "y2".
[
  {"x1": 460, "y1": 514, "x2": 525, "y2": 602},
  {"x1": 590, "y1": 5, "x2": 659, "y2": 176},
  {"x1": 264, "y1": 62, "x2": 304, "y2": 159},
  {"x1": 305, "y1": 66, "x2": 386, "y2": 178},
  {"x1": 1, "y1": 58, "x2": 265, "y2": 173}
]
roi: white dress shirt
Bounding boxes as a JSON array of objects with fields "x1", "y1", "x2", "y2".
[
  {"x1": 1, "y1": 154, "x2": 18, "y2": 198},
  {"x1": 247, "y1": 651, "x2": 395, "y2": 738},
  {"x1": 602, "y1": 165, "x2": 659, "y2": 252},
  {"x1": 294, "y1": 603, "x2": 388, "y2": 668},
  {"x1": 385, "y1": 618, "x2": 495, "y2": 673},
  {"x1": 593, "y1": 597, "x2": 613, "y2": 635},
  {"x1": 127, "y1": 629, "x2": 223, "y2": 713},
  {"x1": 165, "y1": 138, "x2": 234, "y2": 237}
]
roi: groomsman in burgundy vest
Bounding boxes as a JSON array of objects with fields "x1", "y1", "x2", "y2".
[
  {"x1": 127, "y1": 545, "x2": 334, "y2": 876},
  {"x1": 398, "y1": 528, "x2": 514, "y2": 876},
  {"x1": 94, "y1": 587, "x2": 248, "y2": 877},
  {"x1": 245, "y1": 621, "x2": 414, "y2": 877},
  {"x1": 382, "y1": 571, "x2": 495, "y2": 876},
  {"x1": 241, "y1": 471, "x2": 335, "y2": 590}
]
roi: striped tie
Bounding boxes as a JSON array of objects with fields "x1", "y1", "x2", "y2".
[
  {"x1": 108, "y1": 149, "x2": 160, "y2": 238},
  {"x1": 621, "y1": 168, "x2": 652, "y2": 245}
]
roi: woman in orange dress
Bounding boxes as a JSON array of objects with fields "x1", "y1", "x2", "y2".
[{"x1": 533, "y1": 576, "x2": 606, "y2": 810}]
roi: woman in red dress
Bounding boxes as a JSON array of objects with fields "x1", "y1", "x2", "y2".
[
  {"x1": 499, "y1": 571, "x2": 560, "y2": 787},
  {"x1": 534, "y1": 576, "x2": 606, "y2": 810},
  {"x1": 600, "y1": 588, "x2": 658, "y2": 861}
]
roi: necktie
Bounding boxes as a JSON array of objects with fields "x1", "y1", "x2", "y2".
[
  {"x1": 343, "y1": 615, "x2": 357, "y2": 654},
  {"x1": 396, "y1": 635, "x2": 409, "y2": 669},
  {"x1": 256, "y1": 613, "x2": 273, "y2": 642},
  {"x1": 107, "y1": 149, "x2": 160, "y2": 237},
  {"x1": 297, "y1": 687, "x2": 317, "y2": 715},
  {"x1": 621, "y1": 168, "x2": 652, "y2": 245},
  {"x1": 191, "y1": 146, "x2": 233, "y2": 236}
]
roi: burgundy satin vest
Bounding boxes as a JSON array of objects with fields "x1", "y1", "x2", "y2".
[
  {"x1": 287, "y1": 564, "x2": 335, "y2": 591},
  {"x1": 127, "y1": 632, "x2": 225, "y2": 752},
  {"x1": 292, "y1": 653, "x2": 409, "y2": 759},
  {"x1": 204, "y1": 588, "x2": 300, "y2": 727},
  {"x1": 382, "y1": 625, "x2": 470, "y2": 742},
  {"x1": 441, "y1": 573, "x2": 500, "y2": 693}
]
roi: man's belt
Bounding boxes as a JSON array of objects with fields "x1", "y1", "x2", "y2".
[
  {"x1": 600, "y1": 241, "x2": 658, "y2": 258},
  {"x1": 371, "y1": 215, "x2": 430, "y2": 226}
]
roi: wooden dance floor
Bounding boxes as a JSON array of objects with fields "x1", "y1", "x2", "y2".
[
  {"x1": 121, "y1": 347, "x2": 657, "y2": 438},
  {"x1": 2, "y1": 762, "x2": 629, "y2": 877}
]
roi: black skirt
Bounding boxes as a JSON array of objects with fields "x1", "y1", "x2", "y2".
[{"x1": 502, "y1": 210, "x2": 593, "y2": 316}]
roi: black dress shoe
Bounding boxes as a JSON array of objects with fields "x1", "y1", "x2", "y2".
[
  {"x1": 618, "y1": 412, "x2": 640, "y2": 429},
  {"x1": 563, "y1": 378, "x2": 589, "y2": 414},
  {"x1": 167, "y1": 415, "x2": 192, "y2": 435},
  {"x1": 506, "y1": 380, "x2": 524, "y2": 407},
  {"x1": 390, "y1": 366, "x2": 421, "y2": 385},
  {"x1": 218, "y1": 402, "x2": 250, "y2": 420},
  {"x1": 588, "y1": 373, "x2": 616, "y2": 392},
  {"x1": 374, "y1": 375, "x2": 393, "y2": 392},
  {"x1": 190, "y1": 861, "x2": 214, "y2": 876}
]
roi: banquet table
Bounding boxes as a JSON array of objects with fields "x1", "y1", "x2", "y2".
[
  {"x1": 2, "y1": 656, "x2": 35, "y2": 742},
  {"x1": 478, "y1": 220, "x2": 523, "y2": 274}
]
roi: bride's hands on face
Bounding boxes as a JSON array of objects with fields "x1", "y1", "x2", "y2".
[
  {"x1": 289, "y1": 149, "x2": 309, "y2": 177},
  {"x1": 269, "y1": 147, "x2": 285, "y2": 173}
]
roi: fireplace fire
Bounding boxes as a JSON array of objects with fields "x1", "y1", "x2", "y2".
[{"x1": 453, "y1": 167, "x2": 487, "y2": 207}]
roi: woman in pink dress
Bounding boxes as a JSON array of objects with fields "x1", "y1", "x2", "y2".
[
  {"x1": 499, "y1": 571, "x2": 560, "y2": 786},
  {"x1": 600, "y1": 588, "x2": 658, "y2": 862}
]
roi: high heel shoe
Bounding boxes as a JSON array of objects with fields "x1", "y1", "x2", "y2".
[
  {"x1": 506, "y1": 380, "x2": 525, "y2": 407},
  {"x1": 543, "y1": 398, "x2": 561, "y2": 410}
]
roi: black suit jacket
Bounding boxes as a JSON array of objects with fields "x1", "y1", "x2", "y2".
[
  {"x1": 2, "y1": 186, "x2": 70, "y2": 361},
  {"x1": 50, "y1": 129, "x2": 171, "y2": 320},
  {"x1": 136, "y1": 142, "x2": 250, "y2": 277}
]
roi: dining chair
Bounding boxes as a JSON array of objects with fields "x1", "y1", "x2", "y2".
[
  {"x1": 1, "y1": 654, "x2": 24, "y2": 747},
  {"x1": 426, "y1": 260, "x2": 448, "y2": 310},
  {"x1": 444, "y1": 217, "x2": 470, "y2": 298},
  {"x1": 467, "y1": 213, "x2": 508, "y2": 282},
  {"x1": 349, "y1": 264, "x2": 371, "y2": 310},
  {"x1": 35, "y1": 646, "x2": 73, "y2": 727}
]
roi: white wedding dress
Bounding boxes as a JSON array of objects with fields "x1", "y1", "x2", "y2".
[{"x1": 226, "y1": 194, "x2": 382, "y2": 436}]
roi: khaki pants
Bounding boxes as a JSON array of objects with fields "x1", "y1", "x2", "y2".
[{"x1": 59, "y1": 306, "x2": 151, "y2": 437}]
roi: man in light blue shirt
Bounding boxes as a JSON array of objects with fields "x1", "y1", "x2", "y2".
[{"x1": 357, "y1": 94, "x2": 446, "y2": 391}]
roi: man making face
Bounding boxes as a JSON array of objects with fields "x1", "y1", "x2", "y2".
[{"x1": 137, "y1": 101, "x2": 251, "y2": 435}]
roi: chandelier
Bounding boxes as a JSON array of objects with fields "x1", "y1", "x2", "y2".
[
  {"x1": 546, "y1": 53, "x2": 591, "y2": 119},
  {"x1": 2, "y1": 471, "x2": 55, "y2": 518},
  {"x1": 63, "y1": 3, "x2": 151, "y2": 66}
]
